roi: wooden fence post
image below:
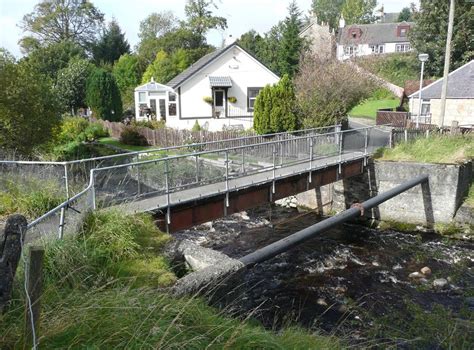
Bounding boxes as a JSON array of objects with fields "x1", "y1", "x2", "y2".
[
  {"x1": 0, "y1": 215, "x2": 27, "y2": 313},
  {"x1": 24, "y1": 246, "x2": 44, "y2": 349}
]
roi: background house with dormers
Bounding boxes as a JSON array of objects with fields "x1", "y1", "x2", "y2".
[
  {"x1": 336, "y1": 17, "x2": 414, "y2": 60},
  {"x1": 134, "y1": 43, "x2": 280, "y2": 131}
]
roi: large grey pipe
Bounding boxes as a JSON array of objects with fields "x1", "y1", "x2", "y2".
[{"x1": 239, "y1": 174, "x2": 429, "y2": 267}]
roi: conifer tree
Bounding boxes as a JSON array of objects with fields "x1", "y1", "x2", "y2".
[
  {"x1": 86, "y1": 68, "x2": 122, "y2": 121},
  {"x1": 279, "y1": 1, "x2": 304, "y2": 77}
]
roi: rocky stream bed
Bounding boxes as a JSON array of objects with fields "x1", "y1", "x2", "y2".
[{"x1": 174, "y1": 205, "x2": 474, "y2": 347}]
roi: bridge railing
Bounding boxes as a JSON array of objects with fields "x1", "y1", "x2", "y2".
[
  {"x1": 0, "y1": 125, "x2": 338, "y2": 200},
  {"x1": 22, "y1": 125, "x2": 389, "y2": 239},
  {"x1": 90, "y1": 126, "x2": 390, "y2": 223}
]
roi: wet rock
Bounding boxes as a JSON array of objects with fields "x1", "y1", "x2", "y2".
[
  {"x1": 372, "y1": 261, "x2": 380, "y2": 267},
  {"x1": 392, "y1": 264, "x2": 402, "y2": 270},
  {"x1": 409, "y1": 272, "x2": 424, "y2": 279},
  {"x1": 317, "y1": 298, "x2": 328, "y2": 307},
  {"x1": 420, "y1": 266, "x2": 432, "y2": 276},
  {"x1": 419, "y1": 278, "x2": 429, "y2": 285},
  {"x1": 433, "y1": 278, "x2": 448, "y2": 289}
]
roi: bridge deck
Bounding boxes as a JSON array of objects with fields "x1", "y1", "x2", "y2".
[{"x1": 114, "y1": 151, "x2": 364, "y2": 214}]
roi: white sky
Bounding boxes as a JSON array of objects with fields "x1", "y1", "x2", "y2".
[{"x1": 0, "y1": 0, "x2": 418, "y2": 57}]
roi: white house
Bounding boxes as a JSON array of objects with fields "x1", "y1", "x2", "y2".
[
  {"x1": 134, "y1": 43, "x2": 280, "y2": 131},
  {"x1": 409, "y1": 60, "x2": 474, "y2": 127},
  {"x1": 336, "y1": 18, "x2": 414, "y2": 61}
]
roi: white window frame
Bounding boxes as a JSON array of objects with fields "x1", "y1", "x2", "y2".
[
  {"x1": 247, "y1": 87, "x2": 263, "y2": 112},
  {"x1": 138, "y1": 92, "x2": 147, "y2": 103},
  {"x1": 396, "y1": 44, "x2": 411, "y2": 52},
  {"x1": 344, "y1": 45, "x2": 358, "y2": 56},
  {"x1": 168, "y1": 92, "x2": 177, "y2": 117},
  {"x1": 370, "y1": 44, "x2": 385, "y2": 54}
]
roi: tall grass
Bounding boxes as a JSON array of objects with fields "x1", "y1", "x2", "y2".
[
  {"x1": 0, "y1": 211, "x2": 341, "y2": 348},
  {"x1": 376, "y1": 134, "x2": 474, "y2": 164},
  {"x1": 0, "y1": 177, "x2": 65, "y2": 219}
]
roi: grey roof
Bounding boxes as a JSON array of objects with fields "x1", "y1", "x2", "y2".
[
  {"x1": 337, "y1": 22, "x2": 414, "y2": 45},
  {"x1": 167, "y1": 45, "x2": 232, "y2": 89},
  {"x1": 135, "y1": 80, "x2": 173, "y2": 92},
  {"x1": 166, "y1": 43, "x2": 279, "y2": 89},
  {"x1": 209, "y1": 76, "x2": 232, "y2": 87},
  {"x1": 410, "y1": 60, "x2": 474, "y2": 99}
]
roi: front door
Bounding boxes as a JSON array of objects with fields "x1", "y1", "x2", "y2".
[{"x1": 213, "y1": 89, "x2": 225, "y2": 118}]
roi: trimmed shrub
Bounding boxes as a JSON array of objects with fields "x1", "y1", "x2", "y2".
[
  {"x1": 131, "y1": 119, "x2": 166, "y2": 130},
  {"x1": 119, "y1": 126, "x2": 149, "y2": 146},
  {"x1": 191, "y1": 120, "x2": 202, "y2": 132}
]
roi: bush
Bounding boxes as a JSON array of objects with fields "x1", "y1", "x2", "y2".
[
  {"x1": 191, "y1": 120, "x2": 202, "y2": 132},
  {"x1": 131, "y1": 119, "x2": 166, "y2": 130},
  {"x1": 53, "y1": 116, "x2": 109, "y2": 144},
  {"x1": 119, "y1": 126, "x2": 149, "y2": 146},
  {"x1": 295, "y1": 56, "x2": 376, "y2": 128},
  {"x1": 51, "y1": 141, "x2": 117, "y2": 161},
  {"x1": 254, "y1": 74, "x2": 298, "y2": 134}
]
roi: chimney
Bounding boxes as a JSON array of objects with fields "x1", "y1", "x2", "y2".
[{"x1": 339, "y1": 15, "x2": 345, "y2": 29}]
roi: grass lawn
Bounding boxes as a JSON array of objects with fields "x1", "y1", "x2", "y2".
[
  {"x1": 349, "y1": 98, "x2": 400, "y2": 119},
  {"x1": 98, "y1": 137, "x2": 152, "y2": 152},
  {"x1": 375, "y1": 134, "x2": 474, "y2": 164}
]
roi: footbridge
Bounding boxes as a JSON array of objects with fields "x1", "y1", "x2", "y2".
[{"x1": 90, "y1": 126, "x2": 390, "y2": 232}]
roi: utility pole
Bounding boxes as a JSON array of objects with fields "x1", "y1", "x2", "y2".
[{"x1": 439, "y1": 0, "x2": 455, "y2": 128}]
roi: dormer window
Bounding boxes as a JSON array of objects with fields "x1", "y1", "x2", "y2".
[
  {"x1": 348, "y1": 28, "x2": 361, "y2": 39},
  {"x1": 397, "y1": 25, "x2": 410, "y2": 37}
]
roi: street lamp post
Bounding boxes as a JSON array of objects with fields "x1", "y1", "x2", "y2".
[{"x1": 417, "y1": 53, "x2": 429, "y2": 129}]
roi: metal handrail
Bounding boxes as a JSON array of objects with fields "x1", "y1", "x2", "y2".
[
  {"x1": 92, "y1": 125, "x2": 380, "y2": 173},
  {"x1": 25, "y1": 125, "x2": 387, "y2": 234},
  {"x1": 0, "y1": 125, "x2": 339, "y2": 166}
]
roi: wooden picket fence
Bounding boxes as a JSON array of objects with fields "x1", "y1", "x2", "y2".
[{"x1": 98, "y1": 120, "x2": 255, "y2": 148}]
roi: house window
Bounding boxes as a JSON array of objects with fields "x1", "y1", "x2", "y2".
[
  {"x1": 344, "y1": 45, "x2": 358, "y2": 56},
  {"x1": 138, "y1": 92, "x2": 146, "y2": 103},
  {"x1": 421, "y1": 99, "x2": 430, "y2": 116},
  {"x1": 396, "y1": 44, "x2": 411, "y2": 52},
  {"x1": 247, "y1": 87, "x2": 262, "y2": 111},
  {"x1": 370, "y1": 45, "x2": 385, "y2": 54},
  {"x1": 168, "y1": 92, "x2": 177, "y2": 116}
]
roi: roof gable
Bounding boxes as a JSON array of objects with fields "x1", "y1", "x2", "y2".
[
  {"x1": 166, "y1": 44, "x2": 279, "y2": 89},
  {"x1": 135, "y1": 80, "x2": 173, "y2": 92},
  {"x1": 409, "y1": 60, "x2": 474, "y2": 99},
  {"x1": 337, "y1": 22, "x2": 414, "y2": 45}
]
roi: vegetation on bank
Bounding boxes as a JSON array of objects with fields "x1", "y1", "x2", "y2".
[
  {"x1": 375, "y1": 134, "x2": 474, "y2": 164},
  {"x1": 0, "y1": 211, "x2": 340, "y2": 348},
  {"x1": 349, "y1": 88, "x2": 400, "y2": 119},
  {"x1": 0, "y1": 178, "x2": 65, "y2": 220}
]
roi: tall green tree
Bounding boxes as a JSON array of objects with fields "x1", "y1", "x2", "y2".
[
  {"x1": 55, "y1": 58, "x2": 93, "y2": 114},
  {"x1": 0, "y1": 53, "x2": 61, "y2": 155},
  {"x1": 86, "y1": 68, "x2": 122, "y2": 121},
  {"x1": 20, "y1": 0, "x2": 104, "y2": 50},
  {"x1": 342, "y1": 0, "x2": 377, "y2": 25},
  {"x1": 184, "y1": 0, "x2": 227, "y2": 46},
  {"x1": 410, "y1": 0, "x2": 474, "y2": 77},
  {"x1": 311, "y1": 0, "x2": 345, "y2": 31},
  {"x1": 92, "y1": 20, "x2": 130, "y2": 65},
  {"x1": 257, "y1": 22, "x2": 285, "y2": 75},
  {"x1": 24, "y1": 40, "x2": 85, "y2": 80},
  {"x1": 279, "y1": 1, "x2": 305, "y2": 77},
  {"x1": 397, "y1": 7, "x2": 412, "y2": 22},
  {"x1": 136, "y1": 11, "x2": 180, "y2": 69},
  {"x1": 142, "y1": 49, "x2": 193, "y2": 84},
  {"x1": 236, "y1": 30, "x2": 264, "y2": 57},
  {"x1": 112, "y1": 54, "x2": 140, "y2": 110}
]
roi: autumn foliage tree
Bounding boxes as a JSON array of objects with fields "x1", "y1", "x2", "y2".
[{"x1": 294, "y1": 56, "x2": 375, "y2": 128}]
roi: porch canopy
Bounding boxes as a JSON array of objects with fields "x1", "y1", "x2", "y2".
[{"x1": 209, "y1": 76, "x2": 232, "y2": 88}]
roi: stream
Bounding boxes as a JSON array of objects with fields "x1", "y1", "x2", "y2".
[{"x1": 174, "y1": 205, "x2": 474, "y2": 346}]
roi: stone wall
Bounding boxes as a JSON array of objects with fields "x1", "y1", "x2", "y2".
[{"x1": 331, "y1": 160, "x2": 473, "y2": 225}]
